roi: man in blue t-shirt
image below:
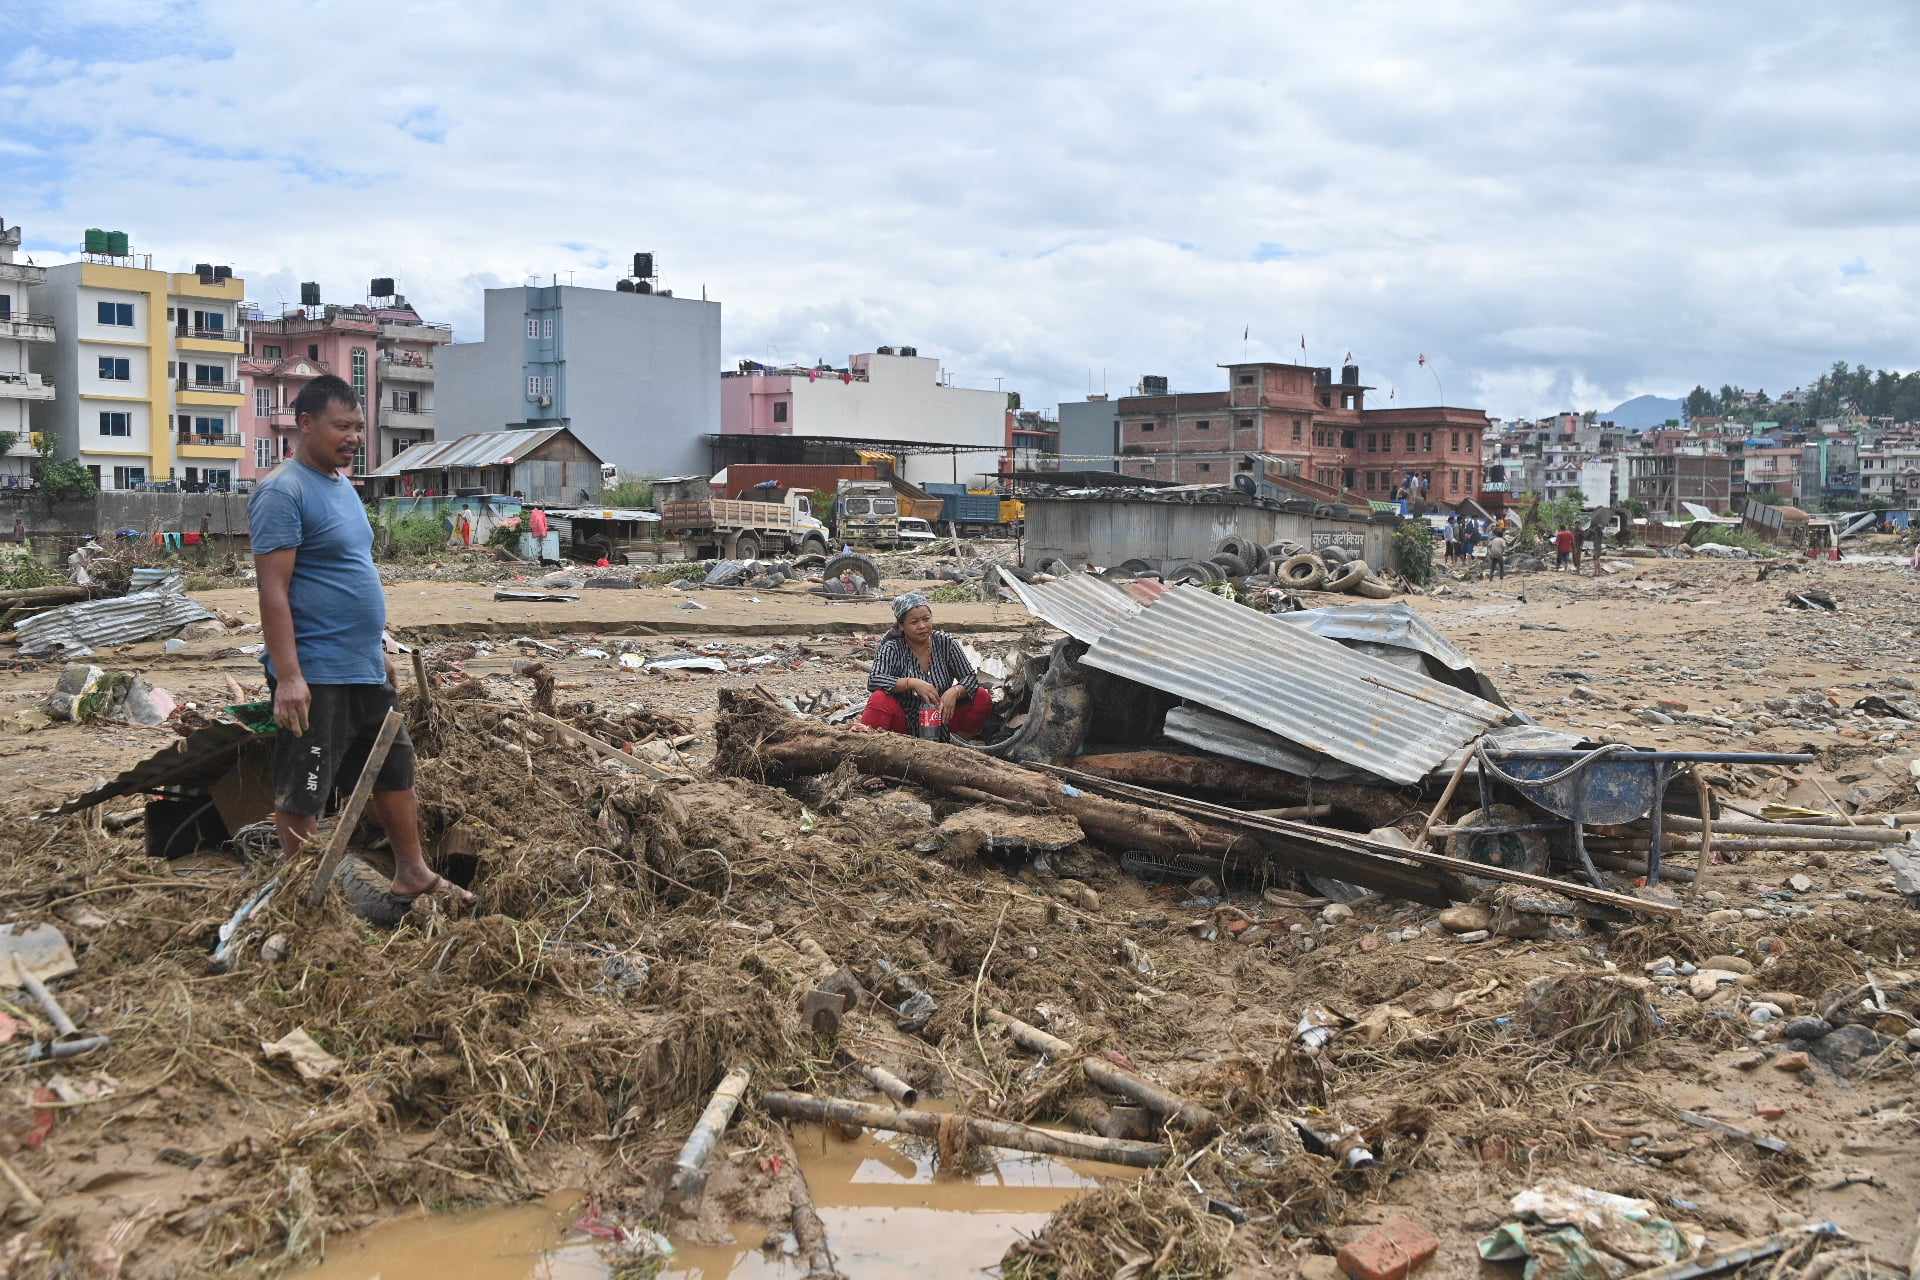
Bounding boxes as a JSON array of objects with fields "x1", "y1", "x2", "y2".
[{"x1": 250, "y1": 374, "x2": 471, "y2": 905}]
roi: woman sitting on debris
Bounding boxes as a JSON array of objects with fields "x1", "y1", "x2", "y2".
[{"x1": 855, "y1": 592, "x2": 993, "y2": 737}]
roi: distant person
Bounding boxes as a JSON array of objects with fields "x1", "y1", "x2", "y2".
[
  {"x1": 1570, "y1": 522, "x2": 1585, "y2": 571},
  {"x1": 1554, "y1": 525, "x2": 1574, "y2": 569},
  {"x1": 853, "y1": 593, "x2": 993, "y2": 738},
  {"x1": 1485, "y1": 530, "x2": 1508, "y2": 580},
  {"x1": 250, "y1": 374, "x2": 472, "y2": 907}
]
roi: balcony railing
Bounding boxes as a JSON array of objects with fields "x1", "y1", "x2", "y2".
[
  {"x1": 383, "y1": 405, "x2": 434, "y2": 420},
  {"x1": 176, "y1": 431, "x2": 245, "y2": 448},
  {"x1": 184, "y1": 379, "x2": 236, "y2": 393},
  {"x1": 0, "y1": 313, "x2": 56, "y2": 341},
  {"x1": 380, "y1": 355, "x2": 434, "y2": 380},
  {"x1": 186, "y1": 327, "x2": 236, "y2": 342},
  {"x1": 0, "y1": 371, "x2": 54, "y2": 400},
  {"x1": 0, "y1": 262, "x2": 47, "y2": 286}
]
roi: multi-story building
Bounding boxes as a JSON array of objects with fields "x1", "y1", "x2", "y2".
[
  {"x1": 1860, "y1": 444, "x2": 1920, "y2": 506},
  {"x1": 30, "y1": 233, "x2": 246, "y2": 490},
  {"x1": 1055, "y1": 395, "x2": 1117, "y2": 472},
  {"x1": 0, "y1": 220, "x2": 54, "y2": 485},
  {"x1": 239, "y1": 287, "x2": 450, "y2": 483},
  {"x1": 1629, "y1": 453, "x2": 1733, "y2": 514},
  {"x1": 1110, "y1": 362, "x2": 1487, "y2": 504},
  {"x1": 720, "y1": 349, "x2": 1006, "y2": 486},
  {"x1": 1004, "y1": 407, "x2": 1059, "y2": 474},
  {"x1": 439, "y1": 282, "x2": 720, "y2": 479}
]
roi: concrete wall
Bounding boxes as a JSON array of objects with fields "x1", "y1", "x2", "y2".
[
  {"x1": 439, "y1": 286, "x2": 720, "y2": 480},
  {"x1": 0, "y1": 489, "x2": 253, "y2": 539},
  {"x1": 1023, "y1": 497, "x2": 1391, "y2": 573},
  {"x1": 1056, "y1": 399, "x2": 1118, "y2": 471}
]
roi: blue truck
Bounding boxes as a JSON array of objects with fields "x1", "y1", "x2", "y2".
[{"x1": 926, "y1": 483, "x2": 1014, "y2": 534}]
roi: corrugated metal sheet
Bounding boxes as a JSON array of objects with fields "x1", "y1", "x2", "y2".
[
  {"x1": 366, "y1": 426, "x2": 569, "y2": 478},
  {"x1": 51, "y1": 721, "x2": 256, "y2": 816},
  {"x1": 1079, "y1": 585, "x2": 1511, "y2": 785},
  {"x1": 1274, "y1": 600, "x2": 1508, "y2": 707},
  {"x1": 1003, "y1": 574, "x2": 1169, "y2": 644},
  {"x1": 17, "y1": 582, "x2": 215, "y2": 656},
  {"x1": 1163, "y1": 706, "x2": 1378, "y2": 782}
]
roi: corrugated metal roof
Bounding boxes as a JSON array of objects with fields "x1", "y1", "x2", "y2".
[
  {"x1": 17, "y1": 581, "x2": 215, "y2": 656},
  {"x1": 1003, "y1": 574, "x2": 1169, "y2": 644},
  {"x1": 366, "y1": 426, "x2": 571, "y2": 478},
  {"x1": 1163, "y1": 706, "x2": 1378, "y2": 782},
  {"x1": 1079, "y1": 585, "x2": 1511, "y2": 785},
  {"x1": 50, "y1": 721, "x2": 256, "y2": 816},
  {"x1": 1273, "y1": 601, "x2": 1508, "y2": 707}
]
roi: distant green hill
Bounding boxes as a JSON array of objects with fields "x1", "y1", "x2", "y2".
[{"x1": 1605, "y1": 394, "x2": 1685, "y2": 430}]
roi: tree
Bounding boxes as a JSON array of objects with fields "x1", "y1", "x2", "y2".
[
  {"x1": 34, "y1": 432, "x2": 96, "y2": 501},
  {"x1": 1685, "y1": 385, "x2": 1715, "y2": 418},
  {"x1": 1718, "y1": 384, "x2": 1741, "y2": 415}
]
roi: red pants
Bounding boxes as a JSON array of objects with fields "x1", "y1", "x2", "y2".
[{"x1": 860, "y1": 688, "x2": 992, "y2": 736}]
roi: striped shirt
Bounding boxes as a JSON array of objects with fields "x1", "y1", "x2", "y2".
[{"x1": 869, "y1": 630, "x2": 979, "y2": 714}]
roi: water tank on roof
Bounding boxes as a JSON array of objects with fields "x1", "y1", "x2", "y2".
[
  {"x1": 195, "y1": 263, "x2": 214, "y2": 282},
  {"x1": 615, "y1": 279, "x2": 637, "y2": 293},
  {"x1": 300, "y1": 282, "x2": 321, "y2": 306},
  {"x1": 370, "y1": 276, "x2": 395, "y2": 297},
  {"x1": 214, "y1": 265, "x2": 232, "y2": 281},
  {"x1": 1141, "y1": 374, "x2": 1168, "y2": 394},
  {"x1": 1313, "y1": 367, "x2": 1331, "y2": 386},
  {"x1": 632, "y1": 252, "x2": 653, "y2": 279},
  {"x1": 899, "y1": 345, "x2": 918, "y2": 357},
  {"x1": 1341, "y1": 363, "x2": 1359, "y2": 385},
  {"x1": 104, "y1": 230, "x2": 129, "y2": 256},
  {"x1": 84, "y1": 228, "x2": 109, "y2": 254},
  {"x1": 876, "y1": 345, "x2": 895, "y2": 355},
  {"x1": 635, "y1": 281, "x2": 653, "y2": 294}
]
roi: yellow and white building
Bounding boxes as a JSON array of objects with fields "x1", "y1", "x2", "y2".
[{"x1": 30, "y1": 241, "x2": 246, "y2": 491}]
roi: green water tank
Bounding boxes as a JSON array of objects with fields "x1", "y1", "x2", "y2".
[
  {"x1": 84, "y1": 228, "x2": 108, "y2": 254},
  {"x1": 105, "y1": 230, "x2": 129, "y2": 256}
]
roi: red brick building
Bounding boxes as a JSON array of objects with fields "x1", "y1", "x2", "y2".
[{"x1": 1114, "y1": 362, "x2": 1487, "y2": 504}]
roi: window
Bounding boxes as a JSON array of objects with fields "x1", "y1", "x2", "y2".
[
  {"x1": 542, "y1": 317, "x2": 554, "y2": 339},
  {"x1": 0, "y1": 296, "x2": 9, "y2": 320},
  {"x1": 1422, "y1": 432, "x2": 1433, "y2": 452},
  {"x1": 166, "y1": 362, "x2": 175, "y2": 378},
  {"x1": 98, "y1": 356, "x2": 131, "y2": 381},
  {"x1": 1341, "y1": 430, "x2": 1356, "y2": 449},
  {"x1": 527, "y1": 375, "x2": 542, "y2": 399},
  {"x1": 263, "y1": 344, "x2": 281, "y2": 359},
  {"x1": 351, "y1": 347, "x2": 367, "y2": 405},
  {"x1": 255, "y1": 388, "x2": 272, "y2": 417},
  {"x1": 203, "y1": 469, "x2": 232, "y2": 492},
  {"x1": 194, "y1": 364, "x2": 224, "y2": 387},
  {"x1": 195, "y1": 416, "x2": 225, "y2": 437},
  {"x1": 1237, "y1": 417, "x2": 1252, "y2": 431},
  {"x1": 98, "y1": 411, "x2": 132, "y2": 437},
  {"x1": 526, "y1": 317, "x2": 541, "y2": 338},
  {"x1": 1292, "y1": 420, "x2": 1302, "y2": 442},
  {"x1": 543, "y1": 375, "x2": 554, "y2": 397},
  {"x1": 1195, "y1": 419, "x2": 1210, "y2": 431},
  {"x1": 256, "y1": 437, "x2": 275, "y2": 470},
  {"x1": 1366, "y1": 433, "x2": 1377, "y2": 453},
  {"x1": 96, "y1": 301, "x2": 134, "y2": 326},
  {"x1": 1365, "y1": 470, "x2": 1376, "y2": 491},
  {"x1": 112, "y1": 466, "x2": 146, "y2": 490},
  {"x1": 306, "y1": 344, "x2": 319, "y2": 360},
  {"x1": 196, "y1": 311, "x2": 224, "y2": 335},
  {"x1": 1237, "y1": 373, "x2": 1253, "y2": 386},
  {"x1": 773, "y1": 401, "x2": 788, "y2": 423},
  {"x1": 1451, "y1": 431, "x2": 1461, "y2": 453},
  {"x1": 87, "y1": 465, "x2": 101, "y2": 489},
  {"x1": 1139, "y1": 422, "x2": 1154, "y2": 433},
  {"x1": 167, "y1": 307, "x2": 175, "y2": 321},
  {"x1": 1406, "y1": 432, "x2": 1416, "y2": 451}
]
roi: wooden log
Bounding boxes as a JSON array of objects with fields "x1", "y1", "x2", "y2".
[
  {"x1": 1585, "y1": 851, "x2": 1696, "y2": 883},
  {"x1": 304, "y1": 710, "x2": 404, "y2": 908},
  {"x1": 761, "y1": 1091, "x2": 1172, "y2": 1169},
  {"x1": 1067, "y1": 750, "x2": 1412, "y2": 825},
  {"x1": 671, "y1": 1066, "x2": 751, "y2": 1202},
  {"x1": 772, "y1": 1125, "x2": 843, "y2": 1280},
  {"x1": 986, "y1": 1008, "x2": 1217, "y2": 1131},
  {"x1": 1658, "y1": 815, "x2": 1906, "y2": 844},
  {"x1": 0, "y1": 585, "x2": 88, "y2": 608},
  {"x1": 411, "y1": 648, "x2": 432, "y2": 715},
  {"x1": 1693, "y1": 773, "x2": 1714, "y2": 896},
  {"x1": 1246, "y1": 804, "x2": 1334, "y2": 819},
  {"x1": 0, "y1": 1152, "x2": 42, "y2": 1217}
]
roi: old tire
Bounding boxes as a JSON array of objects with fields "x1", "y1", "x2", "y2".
[
  {"x1": 1353, "y1": 576, "x2": 1394, "y2": 599},
  {"x1": 1325, "y1": 559, "x2": 1369, "y2": 593},
  {"x1": 792, "y1": 553, "x2": 826, "y2": 570},
  {"x1": 1215, "y1": 536, "x2": 1265, "y2": 570},
  {"x1": 1167, "y1": 558, "x2": 1221, "y2": 585},
  {"x1": 1278, "y1": 553, "x2": 1327, "y2": 590},
  {"x1": 334, "y1": 854, "x2": 413, "y2": 929},
  {"x1": 731, "y1": 532, "x2": 763, "y2": 561},
  {"x1": 823, "y1": 553, "x2": 881, "y2": 589},
  {"x1": 1209, "y1": 551, "x2": 1250, "y2": 578},
  {"x1": 1265, "y1": 540, "x2": 1302, "y2": 563},
  {"x1": 798, "y1": 535, "x2": 828, "y2": 558}
]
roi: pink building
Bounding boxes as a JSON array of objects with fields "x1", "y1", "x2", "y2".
[{"x1": 239, "y1": 291, "x2": 449, "y2": 484}]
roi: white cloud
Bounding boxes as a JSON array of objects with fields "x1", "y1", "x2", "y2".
[{"x1": 5, "y1": 0, "x2": 1918, "y2": 418}]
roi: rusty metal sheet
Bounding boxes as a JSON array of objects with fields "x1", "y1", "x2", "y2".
[
  {"x1": 48, "y1": 720, "x2": 256, "y2": 816},
  {"x1": 1003, "y1": 574, "x2": 1168, "y2": 645},
  {"x1": 16, "y1": 579, "x2": 215, "y2": 657},
  {"x1": 365, "y1": 426, "x2": 569, "y2": 478},
  {"x1": 1080, "y1": 585, "x2": 1511, "y2": 785}
]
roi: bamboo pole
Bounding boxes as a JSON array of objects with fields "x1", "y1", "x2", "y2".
[
  {"x1": 1658, "y1": 815, "x2": 1905, "y2": 844},
  {"x1": 304, "y1": 709, "x2": 404, "y2": 908},
  {"x1": 985, "y1": 1009, "x2": 1218, "y2": 1132},
  {"x1": 1584, "y1": 851, "x2": 1696, "y2": 883},
  {"x1": 761, "y1": 1091, "x2": 1172, "y2": 1168},
  {"x1": 671, "y1": 1066, "x2": 751, "y2": 1202},
  {"x1": 772, "y1": 1125, "x2": 842, "y2": 1280},
  {"x1": 854, "y1": 1061, "x2": 918, "y2": 1108},
  {"x1": 1418, "y1": 744, "x2": 1478, "y2": 852}
]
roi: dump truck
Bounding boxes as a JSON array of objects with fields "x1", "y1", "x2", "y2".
[
  {"x1": 925, "y1": 484, "x2": 1022, "y2": 536},
  {"x1": 659, "y1": 486, "x2": 830, "y2": 559},
  {"x1": 836, "y1": 480, "x2": 903, "y2": 547}
]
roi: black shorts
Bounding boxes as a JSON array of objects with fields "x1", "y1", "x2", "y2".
[{"x1": 269, "y1": 682, "x2": 416, "y2": 818}]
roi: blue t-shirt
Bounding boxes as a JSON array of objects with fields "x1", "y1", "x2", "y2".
[{"x1": 248, "y1": 460, "x2": 387, "y2": 684}]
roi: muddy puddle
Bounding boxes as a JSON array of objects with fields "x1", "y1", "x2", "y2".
[{"x1": 297, "y1": 1118, "x2": 1136, "y2": 1279}]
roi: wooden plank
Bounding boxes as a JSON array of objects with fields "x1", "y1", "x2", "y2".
[
  {"x1": 522, "y1": 710, "x2": 674, "y2": 778},
  {"x1": 303, "y1": 709, "x2": 404, "y2": 908}
]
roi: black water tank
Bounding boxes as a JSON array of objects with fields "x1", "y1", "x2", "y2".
[
  {"x1": 632, "y1": 252, "x2": 653, "y2": 278},
  {"x1": 900, "y1": 345, "x2": 917, "y2": 357},
  {"x1": 615, "y1": 279, "x2": 637, "y2": 293},
  {"x1": 370, "y1": 276, "x2": 395, "y2": 297},
  {"x1": 1341, "y1": 363, "x2": 1359, "y2": 385},
  {"x1": 636, "y1": 281, "x2": 653, "y2": 294},
  {"x1": 195, "y1": 263, "x2": 214, "y2": 281},
  {"x1": 299, "y1": 282, "x2": 320, "y2": 306},
  {"x1": 213, "y1": 265, "x2": 232, "y2": 281},
  {"x1": 876, "y1": 345, "x2": 895, "y2": 355}
]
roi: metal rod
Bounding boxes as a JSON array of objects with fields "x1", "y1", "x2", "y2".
[{"x1": 1484, "y1": 750, "x2": 1813, "y2": 764}]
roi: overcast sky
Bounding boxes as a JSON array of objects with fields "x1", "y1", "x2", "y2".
[{"x1": 6, "y1": 2, "x2": 1914, "y2": 420}]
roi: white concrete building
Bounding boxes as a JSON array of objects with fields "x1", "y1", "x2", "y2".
[
  {"x1": 721, "y1": 350, "x2": 1006, "y2": 485},
  {"x1": 0, "y1": 221, "x2": 53, "y2": 484}
]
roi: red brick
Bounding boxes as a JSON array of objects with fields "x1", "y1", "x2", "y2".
[{"x1": 1338, "y1": 1215, "x2": 1439, "y2": 1280}]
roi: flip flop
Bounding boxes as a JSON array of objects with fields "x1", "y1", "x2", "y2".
[{"x1": 392, "y1": 873, "x2": 475, "y2": 906}]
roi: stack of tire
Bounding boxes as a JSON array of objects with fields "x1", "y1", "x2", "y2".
[{"x1": 1165, "y1": 537, "x2": 1392, "y2": 598}]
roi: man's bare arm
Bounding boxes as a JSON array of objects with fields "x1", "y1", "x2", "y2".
[{"x1": 255, "y1": 548, "x2": 311, "y2": 736}]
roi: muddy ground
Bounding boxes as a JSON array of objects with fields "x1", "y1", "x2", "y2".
[{"x1": 0, "y1": 551, "x2": 1914, "y2": 1278}]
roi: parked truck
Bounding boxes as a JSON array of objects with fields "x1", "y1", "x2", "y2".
[
  {"x1": 926, "y1": 484, "x2": 1023, "y2": 536},
  {"x1": 660, "y1": 486, "x2": 830, "y2": 559},
  {"x1": 836, "y1": 479, "x2": 903, "y2": 547}
]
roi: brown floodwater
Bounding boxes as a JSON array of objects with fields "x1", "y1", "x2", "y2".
[{"x1": 296, "y1": 1115, "x2": 1136, "y2": 1279}]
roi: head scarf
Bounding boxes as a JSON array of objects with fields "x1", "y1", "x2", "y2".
[{"x1": 891, "y1": 591, "x2": 931, "y2": 623}]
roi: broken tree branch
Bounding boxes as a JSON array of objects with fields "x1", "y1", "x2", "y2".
[
  {"x1": 761, "y1": 1091, "x2": 1172, "y2": 1168},
  {"x1": 986, "y1": 1008, "x2": 1218, "y2": 1132}
]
